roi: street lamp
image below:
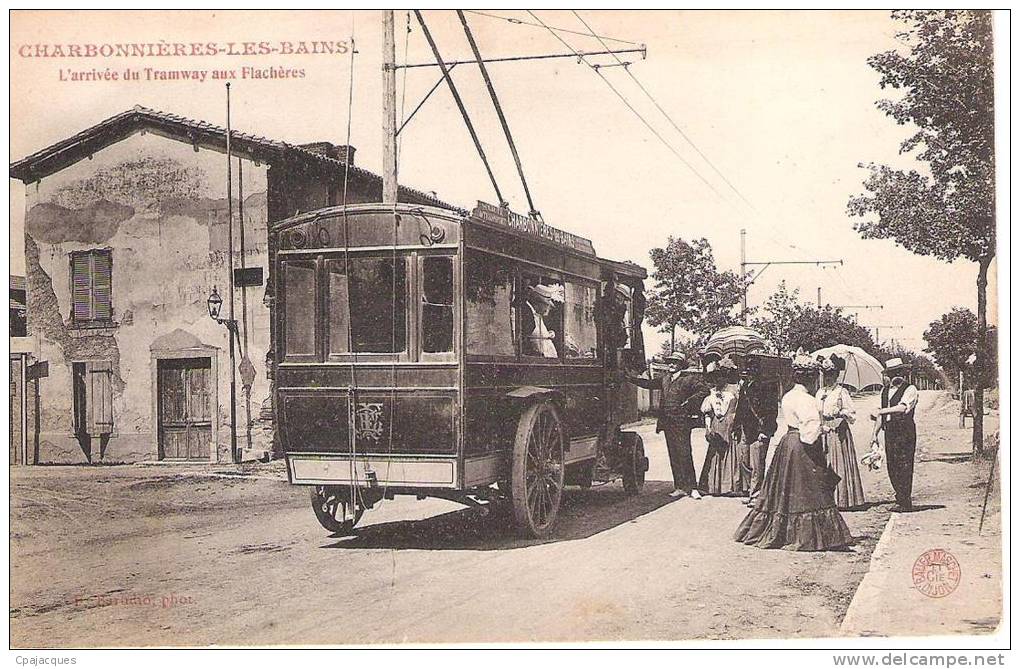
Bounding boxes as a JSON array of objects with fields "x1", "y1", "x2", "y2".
[{"x1": 208, "y1": 286, "x2": 240, "y2": 464}]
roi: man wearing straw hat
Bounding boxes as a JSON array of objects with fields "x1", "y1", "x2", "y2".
[
  {"x1": 870, "y1": 357, "x2": 919, "y2": 512},
  {"x1": 628, "y1": 351, "x2": 708, "y2": 498}
]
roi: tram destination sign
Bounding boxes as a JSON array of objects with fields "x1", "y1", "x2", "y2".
[{"x1": 471, "y1": 201, "x2": 596, "y2": 256}]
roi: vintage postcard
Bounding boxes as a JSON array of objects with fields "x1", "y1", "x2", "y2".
[{"x1": 7, "y1": 8, "x2": 1006, "y2": 656}]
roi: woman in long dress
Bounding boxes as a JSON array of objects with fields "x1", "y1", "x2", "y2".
[
  {"x1": 698, "y1": 358, "x2": 745, "y2": 496},
  {"x1": 734, "y1": 354, "x2": 853, "y2": 551},
  {"x1": 817, "y1": 356, "x2": 866, "y2": 510}
]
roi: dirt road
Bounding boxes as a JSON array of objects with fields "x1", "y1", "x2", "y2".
[{"x1": 9, "y1": 391, "x2": 993, "y2": 646}]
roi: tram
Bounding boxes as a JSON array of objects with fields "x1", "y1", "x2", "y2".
[{"x1": 269, "y1": 201, "x2": 651, "y2": 538}]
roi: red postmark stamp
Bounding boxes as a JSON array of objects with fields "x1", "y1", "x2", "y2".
[{"x1": 912, "y1": 548, "x2": 961, "y2": 598}]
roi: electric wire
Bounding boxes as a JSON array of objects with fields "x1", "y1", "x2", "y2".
[
  {"x1": 466, "y1": 10, "x2": 642, "y2": 46},
  {"x1": 572, "y1": 10, "x2": 757, "y2": 213},
  {"x1": 526, "y1": 10, "x2": 726, "y2": 203}
]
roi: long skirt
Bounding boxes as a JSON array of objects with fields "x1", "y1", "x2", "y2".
[
  {"x1": 823, "y1": 422, "x2": 866, "y2": 509},
  {"x1": 699, "y1": 433, "x2": 746, "y2": 496},
  {"x1": 734, "y1": 429, "x2": 853, "y2": 551}
]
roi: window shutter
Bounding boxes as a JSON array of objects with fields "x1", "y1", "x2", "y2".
[
  {"x1": 92, "y1": 251, "x2": 113, "y2": 321},
  {"x1": 71, "y1": 253, "x2": 94, "y2": 322},
  {"x1": 86, "y1": 360, "x2": 114, "y2": 434}
]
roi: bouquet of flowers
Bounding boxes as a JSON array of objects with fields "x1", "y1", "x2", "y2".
[{"x1": 860, "y1": 440, "x2": 884, "y2": 471}]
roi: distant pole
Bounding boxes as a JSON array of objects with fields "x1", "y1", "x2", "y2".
[
  {"x1": 382, "y1": 10, "x2": 399, "y2": 204},
  {"x1": 237, "y1": 156, "x2": 253, "y2": 456},
  {"x1": 740, "y1": 228, "x2": 747, "y2": 324},
  {"x1": 225, "y1": 82, "x2": 239, "y2": 465},
  {"x1": 817, "y1": 286, "x2": 822, "y2": 308}
]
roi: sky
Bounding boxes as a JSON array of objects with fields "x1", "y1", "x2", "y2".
[{"x1": 8, "y1": 10, "x2": 998, "y2": 356}]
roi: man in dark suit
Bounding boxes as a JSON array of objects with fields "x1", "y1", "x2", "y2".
[{"x1": 629, "y1": 351, "x2": 709, "y2": 498}]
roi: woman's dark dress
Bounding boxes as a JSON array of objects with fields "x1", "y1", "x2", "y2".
[{"x1": 734, "y1": 427, "x2": 853, "y2": 551}]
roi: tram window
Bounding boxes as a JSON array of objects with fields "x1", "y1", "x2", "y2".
[
  {"x1": 521, "y1": 276, "x2": 564, "y2": 359},
  {"x1": 421, "y1": 256, "x2": 454, "y2": 353},
  {"x1": 564, "y1": 281, "x2": 598, "y2": 359},
  {"x1": 465, "y1": 252, "x2": 516, "y2": 356},
  {"x1": 283, "y1": 260, "x2": 317, "y2": 357},
  {"x1": 326, "y1": 257, "x2": 407, "y2": 353},
  {"x1": 326, "y1": 260, "x2": 350, "y2": 353}
]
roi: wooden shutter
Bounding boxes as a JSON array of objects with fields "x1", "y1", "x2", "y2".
[
  {"x1": 71, "y1": 253, "x2": 94, "y2": 322},
  {"x1": 70, "y1": 250, "x2": 113, "y2": 323},
  {"x1": 86, "y1": 360, "x2": 114, "y2": 434},
  {"x1": 91, "y1": 251, "x2": 113, "y2": 321}
]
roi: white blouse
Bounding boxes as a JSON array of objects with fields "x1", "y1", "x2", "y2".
[
  {"x1": 816, "y1": 384, "x2": 856, "y2": 425},
  {"x1": 780, "y1": 383, "x2": 823, "y2": 444},
  {"x1": 701, "y1": 389, "x2": 736, "y2": 418}
]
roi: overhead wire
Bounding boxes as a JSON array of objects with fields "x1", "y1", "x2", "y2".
[
  {"x1": 465, "y1": 10, "x2": 642, "y2": 46},
  {"x1": 572, "y1": 10, "x2": 757, "y2": 213},
  {"x1": 525, "y1": 10, "x2": 727, "y2": 203}
]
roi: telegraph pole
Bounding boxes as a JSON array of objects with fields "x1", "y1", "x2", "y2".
[
  {"x1": 382, "y1": 10, "x2": 398, "y2": 204},
  {"x1": 871, "y1": 325, "x2": 904, "y2": 343},
  {"x1": 817, "y1": 286, "x2": 822, "y2": 308},
  {"x1": 739, "y1": 230, "x2": 843, "y2": 324},
  {"x1": 740, "y1": 229, "x2": 748, "y2": 323}
]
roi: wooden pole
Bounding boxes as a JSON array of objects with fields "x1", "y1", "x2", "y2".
[
  {"x1": 382, "y1": 10, "x2": 399, "y2": 204},
  {"x1": 225, "y1": 83, "x2": 239, "y2": 465}
]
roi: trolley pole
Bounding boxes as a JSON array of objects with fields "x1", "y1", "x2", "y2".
[{"x1": 382, "y1": 10, "x2": 398, "y2": 204}]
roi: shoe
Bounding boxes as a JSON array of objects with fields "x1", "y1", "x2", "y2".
[
  {"x1": 690, "y1": 489, "x2": 703, "y2": 500},
  {"x1": 669, "y1": 488, "x2": 688, "y2": 498},
  {"x1": 890, "y1": 504, "x2": 913, "y2": 513}
]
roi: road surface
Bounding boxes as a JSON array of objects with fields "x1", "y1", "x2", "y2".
[{"x1": 11, "y1": 392, "x2": 989, "y2": 646}]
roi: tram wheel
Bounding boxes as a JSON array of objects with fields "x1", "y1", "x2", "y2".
[
  {"x1": 620, "y1": 431, "x2": 648, "y2": 495},
  {"x1": 510, "y1": 401, "x2": 566, "y2": 538},
  {"x1": 309, "y1": 485, "x2": 364, "y2": 536}
]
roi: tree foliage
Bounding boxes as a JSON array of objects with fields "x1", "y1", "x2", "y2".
[
  {"x1": 923, "y1": 307, "x2": 995, "y2": 387},
  {"x1": 847, "y1": 10, "x2": 995, "y2": 265},
  {"x1": 645, "y1": 236, "x2": 747, "y2": 343},
  {"x1": 848, "y1": 10, "x2": 995, "y2": 453},
  {"x1": 750, "y1": 281, "x2": 804, "y2": 354}
]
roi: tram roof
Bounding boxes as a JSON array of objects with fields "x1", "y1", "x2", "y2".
[{"x1": 271, "y1": 201, "x2": 647, "y2": 280}]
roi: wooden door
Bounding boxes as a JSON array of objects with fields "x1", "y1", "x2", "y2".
[{"x1": 158, "y1": 358, "x2": 212, "y2": 461}]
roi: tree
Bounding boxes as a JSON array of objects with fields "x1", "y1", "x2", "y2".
[
  {"x1": 923, "y1": 307, "x2": 995, "y2": 388},
  {"x1": 785, "y1": 307, "x2": 882, "y2": 359},
  {"x1": 645, "y1": 236, "x2": 747, "y2": 347},
  {"x1": 847, "y1": 10, "x2": 994, "y2": 454},
  {"x1": 750, "y1": 281, "x2": 805, "y2": 353}
]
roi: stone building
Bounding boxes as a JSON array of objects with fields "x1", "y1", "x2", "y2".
[{"x1": 9, "y1": 106, "x2": 452, "y2": 464}]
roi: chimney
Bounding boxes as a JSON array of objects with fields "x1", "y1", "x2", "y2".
[{"x1": 299, "y1": 142, "x2": 356, "y2": 165}]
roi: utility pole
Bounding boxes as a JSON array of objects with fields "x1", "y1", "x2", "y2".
[
  {"x1": 817, "y1": 287, "x2": 822, "y2": 308},
  {"x1": 739, "y1": 230, "x2": 843, "y2": 324},
  {"x1": 224, "y1": 83, "x2": 239, "y2": 465},
  {"x1": 834, "y1": 304, "x2": 884, "y2": 311},
  {"x1": 382, "y1": 10, "x2": 398, "y2": 204},
  {"x1": 871, "y1": 325, "x2": 904, "y2": 343},
  {"x1": 740, "y1": 229, "x2": 747, "y2": 323}
]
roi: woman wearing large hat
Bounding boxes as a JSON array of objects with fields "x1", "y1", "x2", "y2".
[
  {"x1": 817, "y1": 355, "x2": 866, "y2": 510},
  {"x1": 734, "y1": 353, "x2": 852, "y2": 551},
  {"x1": 698, "y1": 357, "x2": 745, "y2": 496}
]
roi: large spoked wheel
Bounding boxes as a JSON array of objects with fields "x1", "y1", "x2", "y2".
[
  {"x1": 620, "y1": 431, "x2": 648, "y2": 495},
  {"x1": 511, "y1": 401, "x2": 566, "y2": 538},
  {"x1": 310, "y1": 485, "x2": 365, "y2": 536}
]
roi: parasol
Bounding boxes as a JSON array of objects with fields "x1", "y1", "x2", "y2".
[
  {"x1": 811, "y1": 344, "x2": 884, "y2": 392},
  {"x1": 703, "y1": 325, "x2": 767, "y2": 358}
]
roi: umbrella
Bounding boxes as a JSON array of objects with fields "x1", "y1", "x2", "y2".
[
  {"x1": 812, "y1": 344, "x2": 884, "y2": 392},
  {"x1": 703, "y1": 326, "x2": 767, "y2": 358}
]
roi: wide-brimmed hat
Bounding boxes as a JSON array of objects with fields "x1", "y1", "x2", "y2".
[
  {"x1": 662, "y1": 350, "x2": 687, "y2": 364},
  {"x1": 706, "y1": 357, "x2": 738, "y2": 376},
  {"x1": 819, "y1": 354, "x2": 845, "y2": 373},
  {"x1": 883, "y1": 357, "x2": 911, "y2": 373},
  {"x1": 792, "y1": 353, "x2": 820, "y2": 371},
  {"x1": 529, "y1": 283, "x2": 563, "y2": 304}
]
